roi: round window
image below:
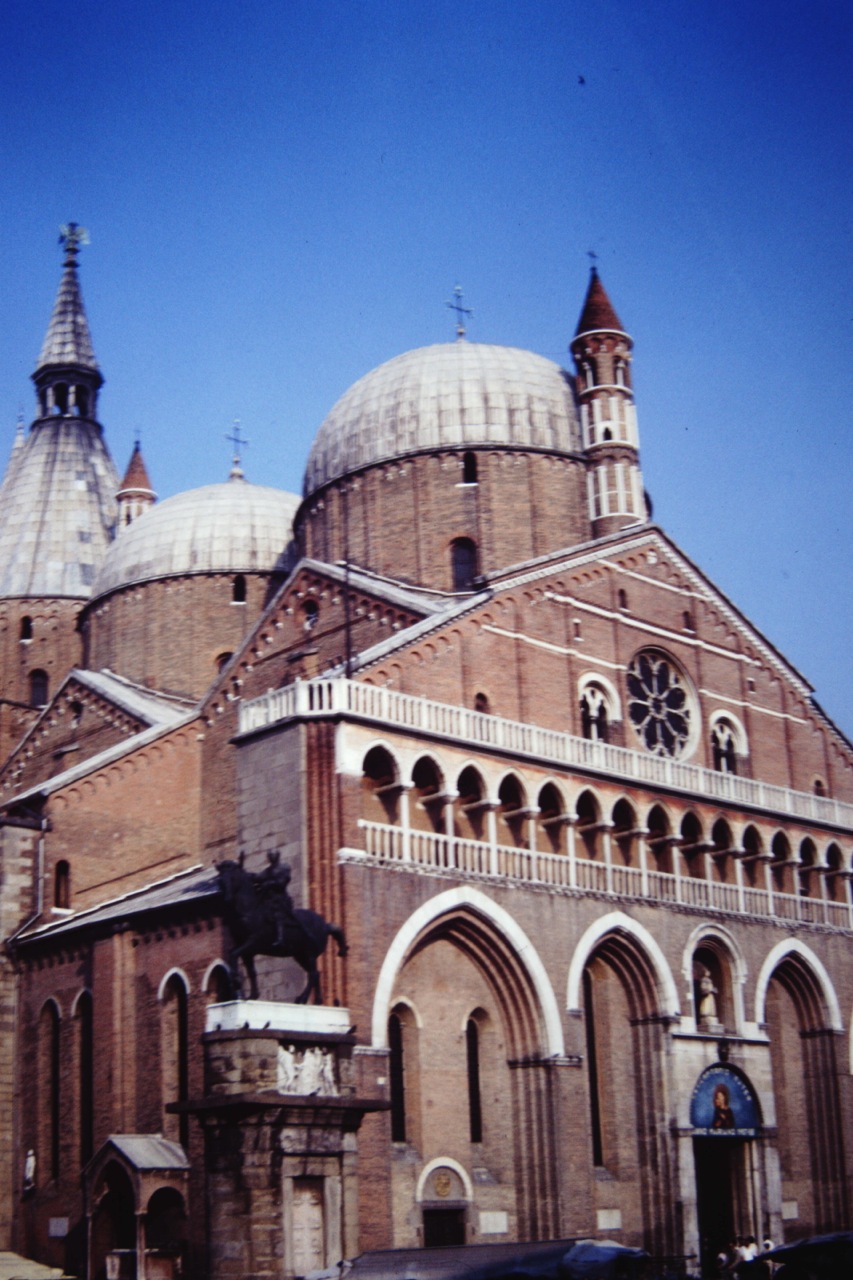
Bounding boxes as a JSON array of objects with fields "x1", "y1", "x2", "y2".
[{"x1": 626, "y1": 649, "x2": 693, "y2": 758}]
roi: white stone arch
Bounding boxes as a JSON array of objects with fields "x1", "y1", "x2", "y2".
[
  {"x1": 566, "y1": 910, "x2": 681, "y2": 1018},
  {"x1": 495, "y1": 767, "x2": 529, "y2": 808},
  {"x1": 202, "y1": 959, "x2": 231, "y2": 995},
  {"x1": 754, "y1": 939, "x2": 843, "y2": 1031},
  {"x1": 408, "y1": 748, "x2": 447, "y2": 791},
  {"x1": 370, "y1": 886, "x2": 564, "y2": 1056},
  {"x1": 415, "y1": 1156, "x2": 474, "y2": 1204},
  {"x1": 388, "y1": 994, "x2": 423, "y2": 1029},
  {"x1": 577, "y1": 670, "x2": 623, "y2": 722},
  {"x1": 535, "y1": 775, "x2": 571, "y2": 812},
  {"x1": 39, "y1": 994, "x2": 63, "y2": 1020},
  {"x1": 70, "y1": 987, "x2": 93, "y2": 1018},
  {"x1": 158, "y1": 966, "x2": 191, "y2": 1002},
  {"x1": 680, "y1": 922, "x2": 747, "y2": 1033},
  {"x1": 359, "y1": 737, "x2": 403, "y2": 785}
]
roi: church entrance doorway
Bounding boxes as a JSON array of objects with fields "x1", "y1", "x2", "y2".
[
  {"x1": 690, "y1": 1064, "x2": 762, "y2": 1275},
  {"x1": 422, "y1": 1208, "x2": 466, "y2": 1248}
]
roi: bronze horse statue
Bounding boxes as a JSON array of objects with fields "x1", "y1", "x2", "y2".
[{"x1": 216, "y1": 856, "x2": 348, "y2": 1003}]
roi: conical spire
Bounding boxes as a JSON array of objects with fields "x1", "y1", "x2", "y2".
[
  {"x1": 117, "y1": 441, "x2": 157, "y2": 528},
  {"x1": 575, "y1": 267, "x2": 626, "y2": 336},
  {"x1": 36, "y1": 224, "x2": 100, "y2": 374}
]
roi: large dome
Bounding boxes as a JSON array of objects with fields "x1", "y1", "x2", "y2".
[
  {"x1": 92, "y1": 478, "x2": 300, "y2": 597},
  {"x1": 303, "y1": 342, "x2": 580, "y2": 495}
]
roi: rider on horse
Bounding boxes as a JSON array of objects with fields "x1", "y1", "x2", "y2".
[{"x1": 257, "y1": 849, "x2": 298, "y2": 948}]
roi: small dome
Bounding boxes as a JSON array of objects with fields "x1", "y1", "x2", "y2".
[
  {"x1": 304, "y1": 342, "x2": 580, "y2": 495},
  {"x1": 92, "y1": 478, "x2": 300, "y2": 597}
]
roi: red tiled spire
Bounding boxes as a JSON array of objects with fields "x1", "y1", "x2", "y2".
[
  {"x1": 575, "y1": 268, "x2": 625, "y2": 335},
  {"x1": 119, "y1": 441, "x2": 154, "y2": 495}
]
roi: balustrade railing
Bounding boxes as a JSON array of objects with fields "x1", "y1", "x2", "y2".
[
  {"x1": 239, "y1": 677, "x2": 853, "y2": 830},
  {"x1": 352, "y1": 819, "x2": 852, "y2": 930}
]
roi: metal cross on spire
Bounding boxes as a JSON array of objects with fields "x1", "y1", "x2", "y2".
[
  {"x1": 225, "y1": 419, "x2": 249, "y2": 479},
  {"x1": 587, "y1": 249, "x2": 599, "y2": 274},
  {"x1": 446, "y1": 285, "x2": 473, "y2": 339},
  {"x1": 58, "y1": 222, "x2": 90, "y2": 264}
]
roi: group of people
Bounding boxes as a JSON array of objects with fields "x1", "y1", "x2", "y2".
[{"x1": 715, "y1": 1236, "x2": 775, "y2": 1277}]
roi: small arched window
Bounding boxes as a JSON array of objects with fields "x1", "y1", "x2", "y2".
[
  {"x1": 54, "y1": 861, "x2": 70, "y2": 910},
  {"x1": 53, "y1": 383, "x2": 68, "y2": 414},
  {"x1": 462, "y1": 453, "x2": 478, "y2": 484},
  {"x1": 711, "y1": 720, "x2": 738, "y2": 774},
  {"x1": 580, "y1": 684, "x2": 609, "y2": 743},
  {"x1": 29, "y1": 669, "x2": 48, "y2": 707},
  {"x1": 302, "y1": 600, "x2": 319, "y2": 631},
  {"x1": 451, "y1": 538, "x2": 478, "y2": 591},
  {"x1": 20, "y1": 616, "x2": 33, "y2": 641},
  {"x1": 389, "y1": 1012, "x2": 406, "y2": 1142},
  {"x1": 466, "y1": 1017, "x2": 483, "y2": 1143},
  {"x1": 474, "y1": 691, "x2": 490, "y2": 715},
  {"x1": 617, "y1": 588, "x2": 628, "y2": 610},
  {"x1": 216, "y1": 652, "x2": 233, "y2": 673},
  {"x1": 232, "y1": 574, "x2": 247, "y2": 604}
]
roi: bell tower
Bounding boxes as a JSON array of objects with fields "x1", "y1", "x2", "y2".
[{"x1": 571, "y1": 268, "x2": 646, "y2": 538}]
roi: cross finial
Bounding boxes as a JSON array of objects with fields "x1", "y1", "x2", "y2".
[
  {"x1": 446, "y1": 285, "x2": 473, "y2": 340},
  {"x1": 587, "y1": 249, "x2": 598, "y2": 274},
  {"x1": 58, "y1": 223, "x2": 90, "y2": 265},
  {"x1": 225, "y1": 419, "x2": 249, "y2": 479}
]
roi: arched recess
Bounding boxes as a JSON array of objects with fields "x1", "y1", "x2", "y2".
[
  {"x1": 680, "y1": 923, "x2": 747, "y2": 1034},
  {"x1": 372, "y1": 887, "x2": 564, "y2": 1241},
  {"x1": 566, "y1": 911, "x2": 680, "y2": 1018},
  {"x1": 572, "y1": 913, "x2": 679, "y2": 1255},
  {"x1": 756, "y1": 941, "x2": 848, "y2": 1233},
  {"x1": 160, "y1": 972, "x2": 189, "y2": 1148}
]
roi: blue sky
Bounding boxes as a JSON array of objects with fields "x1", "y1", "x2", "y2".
[{"x1": 1, "y1": 0, "x2": 851, "y2": 735}]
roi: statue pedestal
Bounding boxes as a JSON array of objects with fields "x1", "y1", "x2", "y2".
[{"x1": 183, "y1": 1003, "x2": 388, "y2": 1280}]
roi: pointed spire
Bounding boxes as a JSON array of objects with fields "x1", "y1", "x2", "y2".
[
  {"x1": 117, "y1": 440, "x2": 157, "y2": 528},
  {"x1": 575, "y1": 267, "x2": 626, "y2": 336},
  {"x1": 36, "y1": 224, "x2": 100, "y2": 374}
]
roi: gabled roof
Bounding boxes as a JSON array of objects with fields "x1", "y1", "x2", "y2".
[{"x1": 11, "y1": 863, "x2": 217, "y2": 945}]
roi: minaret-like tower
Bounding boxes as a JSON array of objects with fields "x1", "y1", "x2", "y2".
[
  {"x1": 0, "y1": 226, "x2": 119, "y2": 761},
  {"x1": 571, "y1": 268, "x2": 646, "y2": 538},
  {"x1": 117, "y1": 440, "x2": 157, "y2": 528}
]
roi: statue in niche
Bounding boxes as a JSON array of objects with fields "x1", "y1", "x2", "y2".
[
  {"x1": 217, "y1": 852, "x2": 348, "y2": 1002},
  {"x1": 697, "y1": 966, "x2": 720, "y2": 1027}
]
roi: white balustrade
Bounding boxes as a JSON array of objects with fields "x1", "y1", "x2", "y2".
[
  {"x1": 353, "y1": 819, "x2": 851, "y2": 931},
  {"x1": 240, "y1": 678, "x2": 853, "y2": 833}
]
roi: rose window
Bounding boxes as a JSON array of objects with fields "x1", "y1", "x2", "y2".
[{"x1": 626, "y1": 650, "x2": 693, "y2": 757}]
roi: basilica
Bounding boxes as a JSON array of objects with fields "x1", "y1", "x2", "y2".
[{"x1": 0, "y1": 229, "x2": 850, "y2": 1280}]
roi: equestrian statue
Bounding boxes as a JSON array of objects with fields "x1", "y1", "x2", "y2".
[{"x1": 216, "y1": 850, "x2": 348, "y2": 1003}]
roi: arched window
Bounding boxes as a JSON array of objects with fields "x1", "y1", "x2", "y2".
[
  {"x1": 576, "y1": 790, "x2": 601, "y2": 858},
  {"x1": 497, "y1": 774, "x2": 526, "y2": 847},
  {"x1": 54, "y1": 860, "x2": 70, "y2": 910},
  {"x1": 29, "y1": 669, "x2": 48, "y2": 707},
  {"x1": 537, "y1": 783, "x2": 566, "y2": 855},
  {"x1": 161, "y1": 975, "x2": 189, "y2": 1148},
  {"x1": 411, "y1": 756, "x2": 444, "y2": 834},
  {"x1": 617, "y1": 588, "x2": 628, "y2": 610},
  {"x1": 20, "y1": 615, "x2": 33, "y2": 641},
  {"x1": 611, "y1": 798, "x2": 637, "y2": 867},
  {"x1": 205, "y1": 964, "x2": 233, "y2": 1004},
  {"x1": 647, "y1": 804, "x2": 672, "y2": 873},
  {"x1": 388, "y1": 1012, "x2": 406, "y2": 1142},
  {"x1": 454, "y1": 766, "x2": 487, "y2": 840},
  {"x1": 580, "y1": 683, "x2": 609, "y2": 742},
  {"x1": 451, "y1": 538, "x2": 478, "y2": 591},
  {"x1": 388, "y1": 1004, "x2": 420, "y2": 1145},
  {"x1": 474, "y1": 691, "x2": 490, "y2": 715},
  {"x1": 362, "y1": 746, "x2": 400, "y2": 823},
  {"x1": 302, "y1": 599, "x2": 319, "y2": 630},
  {"x1": 770, "y1": 831, "x2": 791, "y2": 893},
  {"x1": 711, "y1": 720, "x2": 738, "y2": 774},
  {"x1": 38, "y1": 1002, "x2": 61, "y2": 1183},
  {"x1": 216, "y1": 651, "x2": 233, "y2": 672},
  {"x1": 77, "y1": 992, "x2": 94, "y2": 1167},
  {"x1": 466, "y1": 1017, "x2": 483, "y2": 1143},
  {"x1": 53, "y1": 383, "x2": 69, "y2": 414},
  {"x1": 680, "y1": 812, "x2": 707, "y2": 879},
  {"x1": 462, "y1": 453, "x2": 478, "y2": 484},
  {"x1": 797, "y1": 838, "x2": 818, "y2": 899},
  {"x1": 232, "y1": 574, "x2": 247, "y2": 604}
]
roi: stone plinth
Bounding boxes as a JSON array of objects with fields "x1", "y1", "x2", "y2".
[{"x1": 183, "y1": 1002, "x2": 388, "y2": 1280}]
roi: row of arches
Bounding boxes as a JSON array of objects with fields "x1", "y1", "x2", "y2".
[
  {"x1": 30, "y1": 963, "x2": 232, "y2": 1190},
  {"x1": 360, "y1": 745, "x2": 852, "y2": 905},
  {"x1": 376, "y1": 890, "x2": 850, "y2": 1246}
]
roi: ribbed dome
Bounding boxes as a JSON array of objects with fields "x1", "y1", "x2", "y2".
[
  {"x1": 304, "y1": 342, "x2": 581, "y2": 495},
  {"x1": 92, "y1": 478, "x2": 300, "y2": 597}
]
